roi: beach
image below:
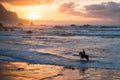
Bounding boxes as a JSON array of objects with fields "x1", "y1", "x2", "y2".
[
  {"x1": 1, "y1": 61, "x2": 120, "y2": 80},
  {"x1": 0, "y1": 26, "x2": 120, "y2": 80},
  {"x1": 1, "y1": 0, "x2": 120, "y2": 79}
]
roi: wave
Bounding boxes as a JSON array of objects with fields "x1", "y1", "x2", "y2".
[
  {"x1": 0, "y1": 27, "x2": 120, "y2": 70},
  {"x1": 0, "y1": 49, "x2": 120, "y2": 70}
]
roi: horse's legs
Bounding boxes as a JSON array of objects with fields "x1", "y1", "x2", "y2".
[{"x1": 86, "y1": 56, "x2": 89, "y2": 61}]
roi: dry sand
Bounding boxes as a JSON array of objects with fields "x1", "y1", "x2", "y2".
[{"x1": 0, "y1": 61, "x2": 120, "y2": 80}]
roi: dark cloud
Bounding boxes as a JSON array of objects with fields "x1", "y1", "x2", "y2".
[
  {"x1": 58, "y1": 1, "x2": 120, "y2": 21},
  {"x1": 0, "y1": 0, "x2": 14, "y2": 2},
  {"x1": 84, "y1": 2, "x2": 120, "y2": 20},
  {"x1": 0, "y1": 0, "x2": 54, "y2": 5}
]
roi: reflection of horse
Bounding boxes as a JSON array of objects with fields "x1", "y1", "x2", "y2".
[
  {"x1": 79, "y1": 68, "x2": 88, "y2": 73},
  {"x1": 79, "y1": 49, "x2": 89, "y2": 61}
]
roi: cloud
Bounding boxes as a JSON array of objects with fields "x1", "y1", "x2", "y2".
[
  {"x1": 58, "y1": 1, "x2": 120, "y2": 21},
  {"x1": 58, "y1": 2, "x2": 82, "y2": 16},
  {"x1": 0, "y1": 0, "x2": 54, "y2": 5},
  {"x1": 84, "y1": 2, "x2": 120, "y2": 20},
  {"x1": 58, "y1": 2, "x2": 75, "y2": 14}
]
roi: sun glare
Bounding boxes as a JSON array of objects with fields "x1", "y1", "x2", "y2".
[{"x1": 27, "y1": 14, "x2": 40, "y2": 20}]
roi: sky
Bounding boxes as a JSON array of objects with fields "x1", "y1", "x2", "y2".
[{"x1": 1, "y1": 0, "x2": 120, "y2": 25}]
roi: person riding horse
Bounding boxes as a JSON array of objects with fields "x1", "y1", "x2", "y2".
[{"x1": 79, "y1": 49, "x2": 89, "y2": 61}]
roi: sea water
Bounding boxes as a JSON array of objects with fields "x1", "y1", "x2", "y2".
[{"x1": 0, "y1": 26, "x2": 120, "y2": 69}]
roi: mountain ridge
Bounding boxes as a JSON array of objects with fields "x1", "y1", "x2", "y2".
[{"x1": 0, "y1": 3, "x2": 29, "y2": 25}]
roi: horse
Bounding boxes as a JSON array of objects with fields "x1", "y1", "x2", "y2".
[{"x1": 79, "y1": 50, "x2": 89, "y2": 61}]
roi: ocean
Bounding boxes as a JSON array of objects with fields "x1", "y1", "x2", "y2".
[{"x1": 0, "y1": 26, "x2": 120, "y2": 70}]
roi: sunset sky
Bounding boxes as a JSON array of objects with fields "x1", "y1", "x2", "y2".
[{"x1": 1, "y1": 0, "x2": 120, "y2": 25}]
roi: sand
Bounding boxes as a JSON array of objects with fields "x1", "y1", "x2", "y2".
[{"x1": 0, "y1": 61, "x2": 120, "y2": 80}]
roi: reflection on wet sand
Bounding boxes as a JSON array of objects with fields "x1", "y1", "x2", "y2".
[
  {"x1": 0, "y1": 61, "x2": 120, "y2": 80},
  {"x1": 0, "y1": 61, "x2": 63, "y2": 80}
]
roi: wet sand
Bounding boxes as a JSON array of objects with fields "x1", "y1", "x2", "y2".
[{"x1": 0, "y1": 61, "x2": 120, "y2": 80}]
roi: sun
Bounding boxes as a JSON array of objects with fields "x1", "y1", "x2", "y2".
[{"x1": 27, "y1": 14, "x2": 40, "y2": 20}]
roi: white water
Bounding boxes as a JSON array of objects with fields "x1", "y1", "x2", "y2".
[{"x1": 0, "y1": 26, "x2": 120, "y2": 69}]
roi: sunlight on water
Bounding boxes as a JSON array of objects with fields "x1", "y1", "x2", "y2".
[
  {"x1": 29, "y1": 47, "x2": 66, "y2": 55},
  {"x1": 0, "y1": 62, "x2": 63, "y2": 80},
  {"x1": 0, "y1": 62, "x2": 120, "y2": 80},
  {"x1": 0, "y1": 27, "x2": 120, "y2": 69}
]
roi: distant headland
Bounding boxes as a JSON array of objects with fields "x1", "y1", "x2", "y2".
[{"x1": 0, "y1": 3, "x2": 29, "y2": 26}]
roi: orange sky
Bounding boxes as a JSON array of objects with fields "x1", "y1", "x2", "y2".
[{"x1": 1, "y1": 0, "x2": 120, "y2": 25}]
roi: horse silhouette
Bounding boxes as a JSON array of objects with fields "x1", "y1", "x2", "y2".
[{"x1": 79, "y1": 49, "x2": 89, "y2": 61}]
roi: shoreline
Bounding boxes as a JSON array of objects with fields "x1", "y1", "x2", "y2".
[
  {"x1": 1, "y1": 60, "x2": 120, "y2": 70},
  {"x1": 0, "y1": 61, "x2": 120, "y2": 80}
]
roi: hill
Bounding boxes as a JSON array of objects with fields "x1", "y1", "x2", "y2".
[{"x1": 0, "y1": 3, "x2": 29, "y2": 25}]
